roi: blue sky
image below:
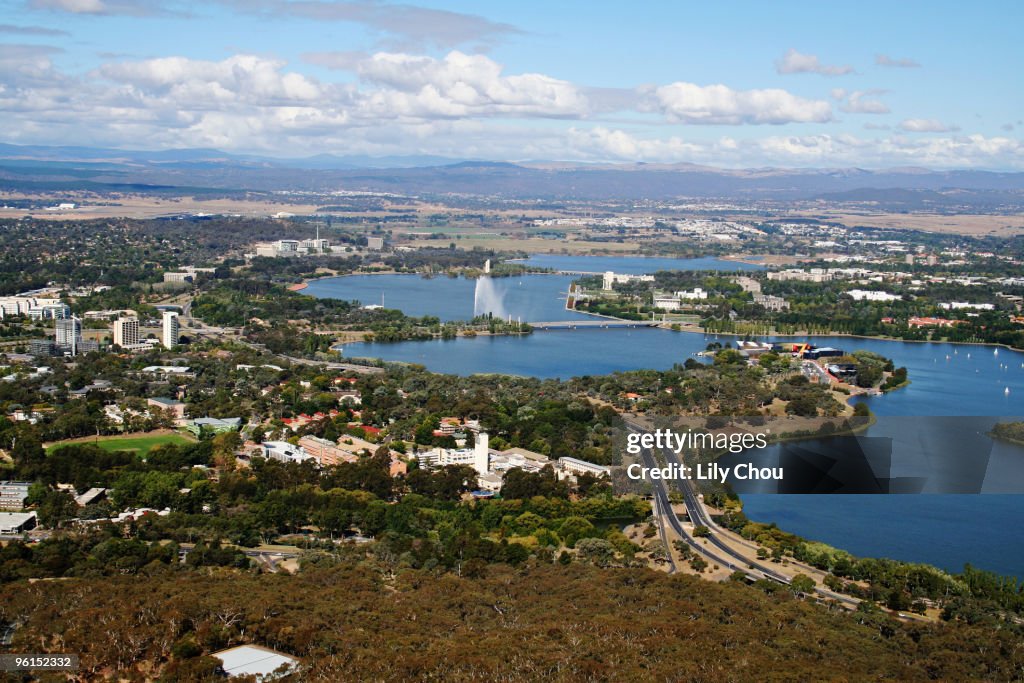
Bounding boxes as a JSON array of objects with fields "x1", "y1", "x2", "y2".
[{"x1": 1, "y1": 0, "x2": 1022, "y2": 168}]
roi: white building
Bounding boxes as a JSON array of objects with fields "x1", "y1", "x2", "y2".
[
  {"x1": 939, "y1": 302, "x2": 996, "y2": 311},
  {"x1": 112, "y1": 316, "x2": 140, "y2": 347},
  {"x1": 0, "y1": 296, "x2": 67, "y2": 319},
  {"x1": 846, "y1": 289, "x2": 901, "y2": 302},
  {"x1": 767, "y1": 269, "x2": 833, "y2": 283},
  {"x1": 473, "y1": 432, "x2": 489, "y2": 476},
  {"x1": 162, "y1": 311, "x2": 180, "y2": 349},
  {"x1": 0, "y1": 481, "x2": 31, "y2": 510},
  {"x1": 261, "y1": 441, "x2": 314, "y2": 464},
  {"x1": 0, "y1": 511, "x2": 37, "y2": 534},
  {"x1": 557, "y1": 457, "x2": 611, "y2": 478},
  {"x1": 676, "y1": 288, "x2": 708, "y2": 300},
  {"x1": 367, "y1": 236, "x2": 384, "y2": 250},
  {"x1": 753, "y1": 293, "x2": 790, "y2": 311},
  {"x1": 653, "y1": 295, "x2": 680, "y2": 311},
  {"x1": 211, "y1": 644, "x2": 298, "y2": 680},
  {"x1": 602, "y1": 271, "x2": 655, "y2": 291}
]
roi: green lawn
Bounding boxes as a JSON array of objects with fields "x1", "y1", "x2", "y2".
[{"x1": 47, "y1": 432, "x2": 194, "y2": 457}]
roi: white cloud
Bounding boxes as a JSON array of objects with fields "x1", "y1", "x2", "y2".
[
  {"x1": 838, "y1": 90, "x2": 890, "y2": 114},
  {"x1": 30, "y1": 0, "x2": 106, "y2": 13},
  {"x1": 899, "y1": 118, "x2": 958, "y2": 133},
  {"x1": 876, "y1": 54, "x2": 921, "y2": 68},
  {"x1": 352, "y1": 51, "x2": 588, "y2": 118},
  {"x1": 221, "y1": 0, "x2": 521, "y2": 49},
  {"x1": 564, "y1": 127, "x2": 1024, "y2": 168},
  {"x1": 1, "y1": 44, "x2": 1021, "y2": 169},
  {"x1": 648, "y1": 81, "x2": 832, "y2": 125},
  {"x1": 99, "y1": 55, "x2": 325, "y2": 105},
  {"x1": 776, "y1": 49, "x2": 854, "y2": 76},
  {"x1": 0, "y1": 23, "x2": 70, "y2": 36}
]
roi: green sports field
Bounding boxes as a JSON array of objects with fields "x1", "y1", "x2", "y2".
[{"x1": 46, "y1": 432, "x2": 194, "y2": 457}]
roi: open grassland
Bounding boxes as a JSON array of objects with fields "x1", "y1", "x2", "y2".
[
  {"x1": 798, "y1": 210, "x2": 1024, "y2": 236},
  {"x1": 403, "y1": 235, "x2": 642, "y2": 254}
]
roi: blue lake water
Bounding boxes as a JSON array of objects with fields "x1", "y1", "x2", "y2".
[
  {"x1": 308, "y1": 256, "x2": 1024, "y2": 576},
  {"x1": 304, "y1": 273, "x2": 590, "y2": 322}
]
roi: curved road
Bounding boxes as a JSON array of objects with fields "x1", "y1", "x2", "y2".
[{"x1": 625, "y1": 417, "x2": 864, "y2": 608}]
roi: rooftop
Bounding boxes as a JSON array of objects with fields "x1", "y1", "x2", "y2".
[{"x1": 211, "y1": 644, "x2": 298, "y2": 680}]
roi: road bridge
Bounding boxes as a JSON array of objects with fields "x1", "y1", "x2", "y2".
[{"x1": 529, "y1": 320, "x2": 663, "y2": 329}]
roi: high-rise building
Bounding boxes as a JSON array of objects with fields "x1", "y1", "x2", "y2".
[
  {"x1": 162, "y1": 311, "x2": 179, "y2": 349},
  {"x1": 55, "y1": 316, "x2": 82, "y2": 354},
  {"x1": 473, "y1": 432, "x2": 490, "y2": 476},
  {"x1": 112, "y1": 316, "x2": 139, "y2": 348}
]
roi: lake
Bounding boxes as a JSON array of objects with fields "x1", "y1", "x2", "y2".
[
  {"x1": 309, "y1": 255, "x2": 1024, "y2": 576},
  {"x1": 304, "y1": 273, "x2": 589, "y2": 322}
]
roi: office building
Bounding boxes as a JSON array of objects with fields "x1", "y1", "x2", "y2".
[
  {"x1": 112, "y1": 316, "x2": 140, "y2": 348},
  {"x1": 0, "y1": 481, "x2": 31, "y2": 510},
  {"x1": 162, "y1": 311, "x2": 179, "y2": 349},
  {"x1": 55, "y1": 316, "x2": 82, "y2": 355}
]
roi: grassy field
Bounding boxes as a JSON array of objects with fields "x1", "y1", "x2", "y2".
[{"x1": 46, "y1": 432, "x2": 194, "y2": 457}]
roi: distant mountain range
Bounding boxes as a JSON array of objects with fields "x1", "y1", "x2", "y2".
[{"x1": 1, "y1": 142, "x2": 1023, "y2": 205}]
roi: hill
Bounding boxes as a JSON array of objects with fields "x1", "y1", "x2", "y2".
[{"x1": 1, "y1": 562, "x2": 1020, "y2": 680}]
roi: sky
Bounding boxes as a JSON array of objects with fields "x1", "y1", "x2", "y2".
[{"x1": 1, "y1": 0, "x2": 1022, "y2": 168}]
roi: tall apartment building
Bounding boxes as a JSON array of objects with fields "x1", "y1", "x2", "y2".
[
  {"x1": 112, "y1": 316, "x2": 140, "y2": 348},
  {"x1": 162, "y1": 311, "x2": 180, "y2": 349}
]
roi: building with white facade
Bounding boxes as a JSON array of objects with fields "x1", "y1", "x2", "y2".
[
  {"x1": 846, "y1": 290, "x2": 901, "y2": 302},
  {"x1": 162, "y1": 311, "x2": 180, "y2": 349},
  {"x1": 753, "y1": 293, "x2": 790, "y2": 311},
  {"x1": 0, "y1": 481, "x2": 31, "y2": 510},
  {"x1": 0, "y1": 296, "x2": 68, "y2": 319},
  {"x1": 676, "y1": 288, "x2": 708, "y2": 300},
  {"x1": 557, "y1": 457, "x2": 611, "y2": 478},
  {"x1": 0, "y1": 511, "x2": 37, "y2": 534},
  {"x1": 653, "y1": 295, "x2": 680, "y2": 311},
  {"x1": 602, "y1": 271, "x2": 655, "y2": 291},
  {"x1": 261, "y1": 441, "x2": 314, "y2": 464},
  {"x1": 112, "y1": 316, "x2": 140, "y2": 348},
  {"x1": 939, "y1": 302, "x2": 996, "y2": 311}
]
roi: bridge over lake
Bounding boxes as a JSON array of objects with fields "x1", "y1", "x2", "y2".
[{"x1": 528, "y1": 319, "x2": 663, "y2": 329}]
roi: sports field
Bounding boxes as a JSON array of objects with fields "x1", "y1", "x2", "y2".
[{"x1": 46, "y1": 432, "x2": 194, "y2": 457}]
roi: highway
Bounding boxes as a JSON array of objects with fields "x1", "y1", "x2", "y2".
[
  {"x1": 624, "y1": 416, "x2": 865, "y2": 608},
  {"x1": 637, "y1": 441, "x2": 756, "y2": 579}
]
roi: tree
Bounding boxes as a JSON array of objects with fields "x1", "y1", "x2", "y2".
[
  {"x1": 36, "y1": 489, "x2": 78, "y2": 528},
  {"x1": 212, "y1": 431, "x2": 242, "y2": 471},
  {"x1": 790, "y1": 573, "x2": 816, "y2": 595},
  {"x1": 557, "y1": 517, "x2": 596, "y2": 548},
  {"x1": 575, "y1": 538, "x2": 616, "y2": 567}
]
